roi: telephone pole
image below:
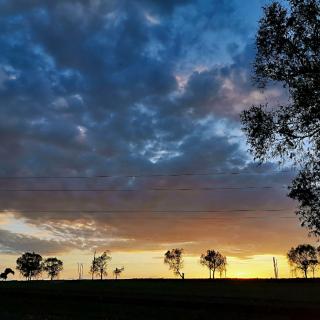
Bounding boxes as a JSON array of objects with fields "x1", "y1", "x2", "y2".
[
  {"x1": 77, "y1": 263, "x2": 84, "y2": 280},
  {"x1": 273, "y1": 257, "x2": 279, "y2": 279}
]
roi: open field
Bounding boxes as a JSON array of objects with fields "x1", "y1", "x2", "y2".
[{"x1": 0, "y1": 279, "x2": 319, "y2": 319}]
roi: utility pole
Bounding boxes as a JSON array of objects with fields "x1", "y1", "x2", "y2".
[
  {"x1": 273, "y1": 257, "x2": 279, "y2": 279},
  {"x1": 77, "y1": 263, "x2": 83, "y2": 280}
]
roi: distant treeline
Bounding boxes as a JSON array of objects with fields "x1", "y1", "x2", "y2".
[{"x1": 1, "y1": 244, "x2": 320, "y2": 281}]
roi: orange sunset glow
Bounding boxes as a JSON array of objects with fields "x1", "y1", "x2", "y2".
[{"x1": 0, "y1": 0, "x2": 317, "y2": 284}]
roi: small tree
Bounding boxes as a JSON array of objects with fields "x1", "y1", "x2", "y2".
[
  {"x1": 16, "y1": 252, "x2": 43, "y2": 281},
  {"x1": 313, "y1": 245, "x2": 320, "y2": 277},
  {"x1": 43, "y1": 257, "x2": 63, "y2": 280},
  {"x1": 164, "y1": 248, "x2": 184, "y2": 279},
  {"x1": 90, "y1": 251, "x2": 96, "y2": 280},
  {"x1": 219, "y1": 256, "x2": 227, "y2": 278},
  {"x1": 287, "y1": 244, "x2": 318, "y2": 278},
  {"x1": 200, "y1": 250, "x2": 227, "y2": 279},
  {"x1": 0, "y1": 268, "x2": 15, "y2": 280},
  {"x1": 113, "y1": 267, "x2": 124, "y2": 280},
  {"x1": 90, "y1": 251, "x2": 112, "y2": 280},
  {"x1": 310, "y1": 259, "x2": 318, "y2": 278}
]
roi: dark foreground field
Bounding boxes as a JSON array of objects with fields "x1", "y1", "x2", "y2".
[{"x1": 0, "y1": 279, "x2": 319, "y2": 320}]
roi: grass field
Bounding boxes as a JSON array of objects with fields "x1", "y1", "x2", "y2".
[{"x1": 0, "y1": 279, "x2": 319, "y2": 319}]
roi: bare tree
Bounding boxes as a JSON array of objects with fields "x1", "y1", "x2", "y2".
[
  {"x1": 200, "y1": 250, "x2": 227, "y2": 279},
  {"x1": 43, "y1": 257, "x2": 63, "y2": 280},
  {"x1": 287, "y1": 244, "x2": 318, "y2": 278},
  {"x1": 113, "y1": 267, "x2": 124, "y2": 280},
  {"x1": 90, "y1": 251, "x2": 112, "y2": 280},
  {"x1": 164, "y1": 248, "x2": 184, "y2": 279}
]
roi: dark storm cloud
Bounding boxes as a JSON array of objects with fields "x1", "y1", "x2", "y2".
[
  {"x1": 156, "y1": 45, "x2": 289, "y2": 119},
  {"x1": 0, "y1": 0, "x2": 295, "y2": 255},
  {"x1": 0, "y1": 0, "x2": 191, "y2": 15},
  {"x1": 0, "y1": 0, "x2": 256, "y2": 176}
]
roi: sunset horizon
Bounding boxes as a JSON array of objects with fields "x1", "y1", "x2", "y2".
[
  {"x1": 2, "y1": 1, "x2": 320, "y2": 318},
  {"x1": 0, "y1": 0, "x2": 316, "y2": 282}
]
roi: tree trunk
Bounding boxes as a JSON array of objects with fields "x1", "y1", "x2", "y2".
[
  {"x1": 212, "y1": 269, "x2": 215, "y2": 279},
  {"x1": 304, "y1": 269, "x2": 308, "y2": 279},
  {"x1": 209, "y1": 269, "x2": 211, "y2": 279}
]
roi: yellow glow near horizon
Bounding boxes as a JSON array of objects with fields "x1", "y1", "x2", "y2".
[{"x1": 0, "y1": 251, "x2": 313, "y2": 280}]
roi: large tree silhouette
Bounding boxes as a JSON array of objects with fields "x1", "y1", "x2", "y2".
[
  {"x1": 241, "y1": 0, "x2": 320, "y2": 236},
  {"x1": 43, "y1": 257, "x2": 63, "y2": 280},
  {"x1": 16, "y1": 252, "x2": 43, "y2": 281},
  {"x1": 287, "y1": 244, "x2": 318, "y2": 278}
]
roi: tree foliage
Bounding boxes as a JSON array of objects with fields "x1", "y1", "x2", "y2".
[
  {"x1": 240, "y1": 0, "x2": 320, "y2": 236},
  {"x1": 0, "y1": 268, "x2": 14, "y2": 280},
  {"x1": 164, "y1": 248, "x2": 184, "y2": 279},
  {"x1": 90, "y1": 251, "x2": 112, "y2": 280},
  {"x1": 43, "y1": 257, "x2": 63, "y2": 280},
  {"x1": 200, "y1": 250, "x2": 227, "y2": 279},
  {"x1": 113, "y1": 267, "x2": 124, "y2": 280},
  {"x1": 16, "y1": 252, "x2": 43, "y2": 281},
  {"x1": 287, "y1": 244, "x2": 318, "y2": 278}
]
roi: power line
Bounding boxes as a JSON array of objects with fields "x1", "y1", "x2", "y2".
[
  {"x1": 54, "y1": 216, "x2": 296, "y2": 220},
  {"x1": 0, "y1": 169, "x2": 295, "y2": 180},
  {"x1": 0, "y1": 211, "x2": 297, "y2": 220},
  {"x1": 0, "y1": 186, "x2": 288, "y2": 192},
  {"x1": 0, "y1": 209, "x2": 291, "y2": 213},
  {"x1": 0, "y1": 208, "x2": 297, "y2": 220}
]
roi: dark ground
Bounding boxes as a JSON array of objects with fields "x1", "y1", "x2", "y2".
[{"x1": 0, "y1": 279, "x2": 319, "y2": 319}]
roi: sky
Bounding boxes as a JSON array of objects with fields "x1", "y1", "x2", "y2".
[{"x1": 0, "y1": 0, "x2": 315, "y2": 280}]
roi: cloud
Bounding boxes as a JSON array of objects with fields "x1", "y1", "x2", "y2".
[
  {"x1": 0, "y1": 0, "x2": 301, "y2": 258},
  {"x1": 0, "y1": 228, "x2": 73, "y2": 255},
  {"x1": 0, "y1": 0, "x2": 259, "y2": 177}
]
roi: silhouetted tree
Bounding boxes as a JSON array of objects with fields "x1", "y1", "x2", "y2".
[
  {"x1": 240, "y1": 0, "x2": 320, "y2": 236},
  {"x1": 164, "y1": 248, "x2": 184, "y2": 279},
  {"x1": 113, "y1": 267, "x2": 124, "y2": 280},
  {"x1": 287, "y1": 244, "x2": 318, "y2": 278},
  {"x1": 310, "y1": 259, "x2": 318, "y2": 278},
  {"x1": 90, "y1": 251, "x2": 97, "y2": 280},
  {"x1": 43, "y1": 257, "x2": 63, "y2": 280},
  {"x1": 314, "y1": 245, "x2": 320, "y2": 276},
  {"x1": 200, "y1": 250, "x2": 227, "y2": 279},
  {"x1": 90, "y1": 251, "x2": 111, "y2": 280},
  {"x1": 0, "y1": 268, "x2": 14, "y2": 280},
  {"x1": 16, "y1": 252, "x2": 43, "y2": 281},
  {"x1": 219, "y1": 256, "x2": 227, "y2": 278}
]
